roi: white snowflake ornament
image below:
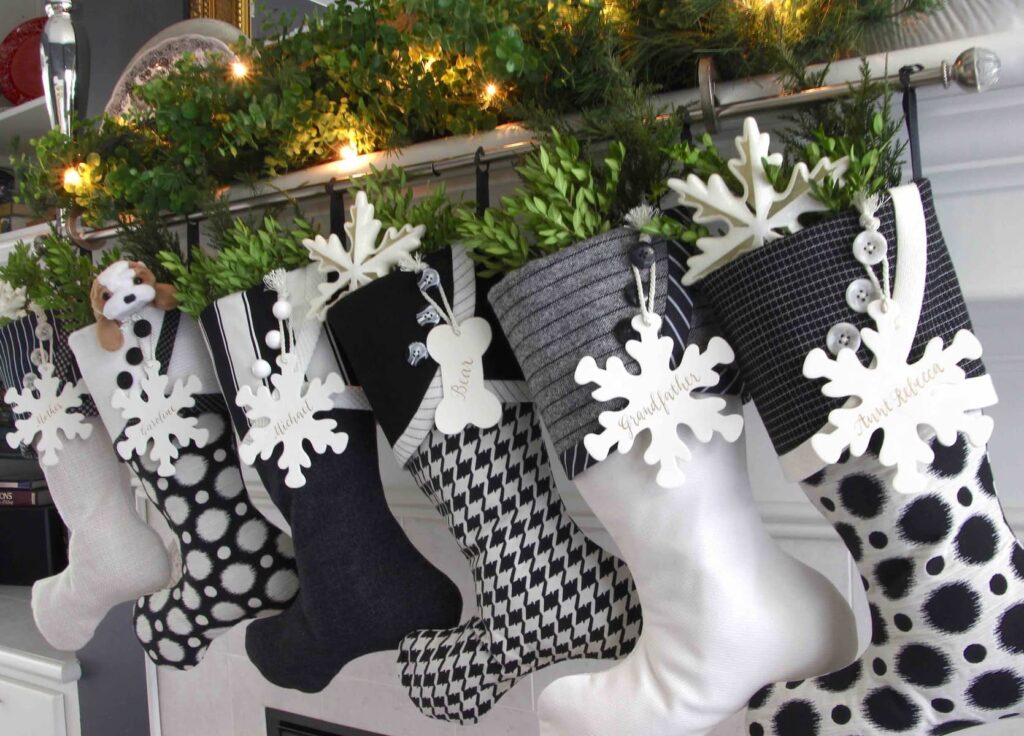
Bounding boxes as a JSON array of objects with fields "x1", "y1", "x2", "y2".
[
  {"x1": 575, "y1": 313, "x2": 743, "y2": 488},
  {"x1": 235, "y1": 354, "x2": 349, "y2": 489},
  {"x1": 112, "y1": 363, "x2": 209, "y2": 477},
  {"x1": 667, "y1": 117, "x2": 849, "y2": 284},
  {"x1": 304, "y1": 190, "x2": 425, "y2": 318},
  {"x1": 804, "y1": 301, "x2": 996, "y2": 494},
  {"x1": 5, "y1": 363, "x2": 93, "y2": 465}
]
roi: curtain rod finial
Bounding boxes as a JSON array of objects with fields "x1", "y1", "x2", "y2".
[{"x1": 946, "y1": 48, "x2": 1001, "y2": 93}]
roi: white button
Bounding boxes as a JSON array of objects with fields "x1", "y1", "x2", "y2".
[
  {"x1": 826, "y1": 322, "x2": 861, "y2": 355},
  {"x1": 251, "y1": 359, "x2": 272, "y2": 379},
  {"x1": 853, "y1": 230, "x2": 888, "y2": 266},
  {"x1": 845, "y1": 278, "x2": 878, "y2": 313}
]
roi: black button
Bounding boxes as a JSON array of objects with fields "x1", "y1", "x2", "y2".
[
  {"x1": 623, "y1": 284, "x2": 640, "y2": 308},
  {"x1": 126, "y1": 347, "x2": 144, "y2": 366},
  {"x1": 629, "y1": 243, "x2": 656, "y2": 270},
  {"x1": 117, "y1": 371, "x2": 134, "y2": 389},
  {"x1": 613, "y1": 317, "x2": 637, "y2": 345},
  {"x1": 133, "y1": 320, "x2": 152, "y2": 338}
]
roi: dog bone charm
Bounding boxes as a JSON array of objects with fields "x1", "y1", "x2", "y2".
[{"x1": 426, "y1": 316, "x2": 502, "y2": 435}]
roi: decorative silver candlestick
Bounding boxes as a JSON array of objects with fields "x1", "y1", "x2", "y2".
[{"x1": 40, "y1": 0, "x2": 90, "y2": 236}]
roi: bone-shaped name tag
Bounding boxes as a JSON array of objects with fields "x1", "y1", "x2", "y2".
[{"x1": 426, "y1": 316, "x2": 502, "y2": 434}]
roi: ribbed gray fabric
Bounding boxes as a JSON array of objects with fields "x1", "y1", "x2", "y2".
[{"x1": 488, "y1": 228, "x2": 667, "y2": 458}]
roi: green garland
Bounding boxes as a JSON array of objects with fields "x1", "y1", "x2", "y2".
[{"x1": 11, "y1": 0, "x2": 940, "y2": 236}]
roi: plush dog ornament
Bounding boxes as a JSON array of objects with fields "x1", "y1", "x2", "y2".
[{"x1": 91, "y1": 261, "x2": 177, "y2": 351}]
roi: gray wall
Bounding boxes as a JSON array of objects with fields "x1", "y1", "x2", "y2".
[
  {"x1": 77, "y1": 602, "x2": 150, "y2": 736},
  {"x1": 79, "y1": 0, "x2": 186, "y2": 116}
]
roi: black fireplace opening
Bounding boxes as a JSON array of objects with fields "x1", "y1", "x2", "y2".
[{"x1": 266, "y1": 708, "x2": 386, "y2": 736}]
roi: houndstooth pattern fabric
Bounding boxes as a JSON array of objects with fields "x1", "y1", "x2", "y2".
[
  {"x1": 748, "y1": 435, "x2": 1024, "y2": 735},
  {"x1": 700, "y1": 180, "x2": 984, "y2": 457},
  {"x1": 399, "y1": 618, "x2": 515, "y2": 723},
  {"x1": 397, "y1": 402, "x2": 642, "y2": 723}
]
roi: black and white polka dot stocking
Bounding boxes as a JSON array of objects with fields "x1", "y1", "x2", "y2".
[
  {"x1": 747, "y1": 436, "x2": 1024, "y2": 735},
  {"x1": 70, "y1": 308, "x2": 300, "y2": 669},
  {"x1": 128, "y1": 406, "x2": 299, "y2": 667},
  {"x1": 695, "y1": 181, "x2": 1022, "y2": 735}
]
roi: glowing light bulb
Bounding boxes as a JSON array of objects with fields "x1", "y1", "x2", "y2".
[
  {"x1": 63, "y1": 167, "x2": 82, "y2": 189},
  {"x1": 230, "y1": 60, "x2": 250, "y2": 79},
  {"x1": 339, "y1": 142, "x2": 358, "y2": 161},
  {"x1": 483, "y1": 83, "x2": 499, "y2": 100}
]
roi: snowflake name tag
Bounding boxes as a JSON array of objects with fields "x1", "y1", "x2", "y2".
[
  {"x1": 575, "y1": 313, "x2": 743, "y2": 488},
  {"x1": 426, "y1": 316, "x2": 501, "y2": 435},
  {"x1": 236, "y1": 355, "x2": 349, "y2": 489},
  {"x1": 804, "y1": 303, "x2": 996, "y2": 494},
  {"x1": 4, "y1": 364, "x2": 93, "y2": 465},
  {"x1": 112, "y1": 363, "x2": 210, "y2": 477}
]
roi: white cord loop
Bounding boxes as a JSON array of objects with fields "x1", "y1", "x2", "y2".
[
  {"x1": 632, "y1": 261, "x2": 657, "y2": 327},
  {"x1": 853, "y1": 192, "x2": 893, "y2": 313}
]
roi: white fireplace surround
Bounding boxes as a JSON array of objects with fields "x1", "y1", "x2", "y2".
[{"x1": 2, "y1": 26, "x2": 1023, "y2": 736}]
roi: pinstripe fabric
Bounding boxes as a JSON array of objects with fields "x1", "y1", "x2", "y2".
[
  {"x1": 198, "y1": 265, "x2": 367, "y2": 449},
  {"x1": 489, "y1": 228, "x2": 738, "y2": 479},
  {"x1": 700, "y1": 179, "x2": 984, "y2": 457},
  {"x1": 0, "y1": 312, "x2": 97, "y2": 420}
]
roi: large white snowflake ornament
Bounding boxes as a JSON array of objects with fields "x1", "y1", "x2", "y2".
[
  {"x1": 804, "y1": 301, "x2": 996, "y2": 494},
  {"x1": 236, "y1": 355, "x2": 349, "y2": 489},
  {"x1": 112, "y1": 364, "x2": 209, "y2": 477},
  {"x1": 304, "y1": 190, "x2": 425, "y2": 318},
  {"x1": 575, "y1": 313, "x2": 743, "y2": 488},
  {"x1": 667, "y1": 117, "x2": 849, "y2": 284},
  {"x1": 5, "y1": 364, "x2": 93, "y2": 465}
]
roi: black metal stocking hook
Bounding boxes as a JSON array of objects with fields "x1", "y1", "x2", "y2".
[
  {"x1": 474, "y1": 146, "x2": 490, "y2": 218},
  {"x1": 186, "y1": 215, "x2": 200, "y2": 250},
  {"x1": 900, "y1": 64, "x2": 925, "y2": 181},
  {"x1": 326, "y1": 178, "x2": 346, "y2": 235}
]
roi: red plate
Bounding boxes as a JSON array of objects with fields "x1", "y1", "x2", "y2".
[{"x1": 0, "y1": 18, "x2": 46, "y2": 106}]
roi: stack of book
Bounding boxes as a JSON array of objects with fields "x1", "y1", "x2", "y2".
[{"x1": 0, "y1": 475, "x2": 51, "y2": 508}]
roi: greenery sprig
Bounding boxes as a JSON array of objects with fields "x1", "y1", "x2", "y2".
[
  {"x1": 667, "y1": 60, "x2": 906, "y2": 246},
  {"x1": 359, "y1": 165, "x2": 459, "y2": 254},
  {"x1": 159, "y1": 165, "x2": 456, "y2": 317},
  {"x1": 0, "y1": 235, "x2": 123, "y2": 330},
  {"x1": 457, "y1": 128, "x2": 685, "y2": 275},
  {"x1": 158, "y1": 212, "x2": 315, "y2": 318}
]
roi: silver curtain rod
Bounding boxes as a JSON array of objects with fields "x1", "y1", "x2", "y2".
[{"x1": 76, "y1": 46, "x2": 1000, "y2": 244}]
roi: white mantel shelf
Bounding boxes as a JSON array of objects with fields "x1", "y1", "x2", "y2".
[{"x1": 0, "y1": 586, "x2": 81, "y2": 684}]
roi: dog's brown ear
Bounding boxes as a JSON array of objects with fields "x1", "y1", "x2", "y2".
[
  {"x1": 96, "y1": 317, "x2": 125, "y2": 352},
  {"x1": 131, "y1": 261, "x2": 155, "y2": 285},
  {"x1": 89, "y1": 278, "x2": 106, "y2": 320},
  {"x1": 153, "y1": 283, "x2": 178, "y2": 311}
]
